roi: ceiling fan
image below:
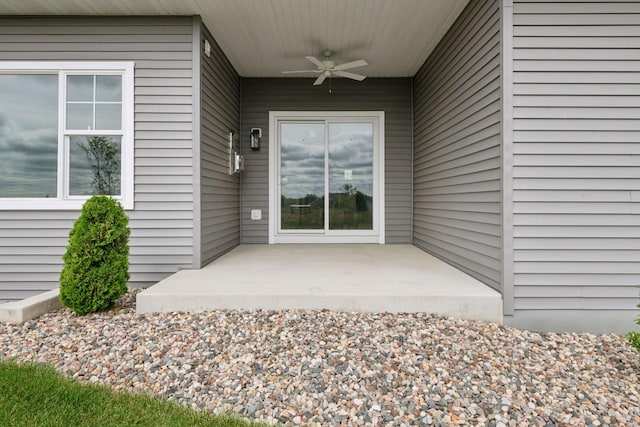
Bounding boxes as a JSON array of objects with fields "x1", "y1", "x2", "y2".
[{"x1": 282, "y1": 50, "x2": 368, "y2": 86}]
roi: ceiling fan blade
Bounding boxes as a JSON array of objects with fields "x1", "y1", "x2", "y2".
[
  {"x1": 313, "y1": 72, "x2": 328, "y2": 86},
  {"x1": 332, "y1": 59, "x2": 367, "y2": 71},
  {"x1": 333, "y1": 70, "x2": 366, "y2": 81},
  {"x1": 305, "y1": 56, "x2": 324, "y2": 69},
  {"x1": 282, "y1": 69, "x2": 322, "y2": 74}
]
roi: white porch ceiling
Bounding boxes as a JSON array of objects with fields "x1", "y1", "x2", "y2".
[{"x1": 0, "y1": 0, "x2": 470, "y2": 78}]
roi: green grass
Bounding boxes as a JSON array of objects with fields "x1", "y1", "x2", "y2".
[{"x1": 0, "y1": 360, "x2": 263, "y2": 427}]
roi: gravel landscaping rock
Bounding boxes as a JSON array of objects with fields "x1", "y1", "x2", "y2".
[{"x1": 1, "y1": 290, "x2": 638, "y2": 426}]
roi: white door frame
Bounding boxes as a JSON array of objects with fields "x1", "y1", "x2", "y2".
[{"x1": 268, "y1": 111, "x2": 385, "y2": 244}]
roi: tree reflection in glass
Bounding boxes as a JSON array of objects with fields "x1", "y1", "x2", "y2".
[{"x1": 69, "y1": 136, "x2": 121, "y2": 196}]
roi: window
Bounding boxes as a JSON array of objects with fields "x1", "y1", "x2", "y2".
[{"x1": 0, "y1": 62, "x2": 134, "y2": 209}]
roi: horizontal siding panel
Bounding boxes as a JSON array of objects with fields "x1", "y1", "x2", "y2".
[
  {"x1": 515, "y1": 262, "x2": 640, "y2": 275},
  {"x1": 514, "y1": 36, "x2": 640, "y2": 49},
  {"x1": 135, "y1": 95, "x2": 193, "y2": 105},
  {"x1": 514, "y1": 166, "x2": 640, "y2": 178},
  {"x1": 514, "y1": 250, "x2": 640, "y2": 263},
  {"x1": 415, "y1": 170, "x2": 501, "y2": 187},
  {"x1": 415, "y1": 191, "x2": 501, "y2": 203},
  {"x1": 0, "y1": 17, "x2": 196, "y2": 299},
  {"x1": 515, "y1": 72, "x2": 640, "y2": 84},
  {"x1": 514, "y1": 142, "x2": 640, "y2": 155},
  {"x1": 515, "y1": 286, "x2": 637, "y2": 299},
  {"x1": 135, "y1": 175, "x2": 193, "y2": 185},
  {"x1": 418, "y1": 156, "x2": 502, "y2": 181},
  {"x1": 135, "y1": 149, "x2": 193, "y2": 158},
  {"x1": 414, "y1": 221, "x2": 501, "y2": 247},
  {"x1": 417, "y1": 136, "x2": 500, "y2": 171},
  {"x1": 414, "y1": 201, "x2": 501, "y2": 214},
  {"x1": 514, "y1": 298, "x2": 636, "y2": 311},
  {"x1": 514, "y1": 178, "x2": 640, "y2": 190},
  {"x1": 0, "y1": 51, "x2": 193, "y2": 61},
  {"x1": 514, "y1": 49, "x2": 639, "y2": 61},
  {"x1": 514, "y1": 84, "x2": 640, "y2": 96},
  {"x1": 423, "y1": 228, "x2": 500, "y2": 253},
  {"x1": 515, "y1": 107, "x2": 640, "y2": 119},
  {"x1": 512, "y1": 1, "x2": 640, "y2": 312},
  {"x1": 513, "y1": 130, "x2": 639, "y2": 143},
  {"x1": 515, "y1": 238, "x2": 640, "y2": 250},
  {"x1": 416, "y1": 180, "x2": 502, "y2": 196},
  {"x1": 514, "y1": 25, "x2": 640, "y2": 37},
  {"x1": 415, "y1": 124, "x2": 500, "y2": 162},
  {"x1": 514, "y1": 215, "x2": 640, "y2": 226},
  {"x1": 515, "y1": 95, "x2": 640, "y2": 108},
  {"x1": 514, "y1": 60, "x2": 640, "y2": 72},
  {"x1": 514, "y1": 273, "x2": 640, "y2": 287},
  {"x1": 135, "y1": 113, "x2": 192, "y2": 123},
  {"x1": 514, "y1": 13, "x2": 640, "y2": 25},
  {"x1": 515, "y1": 190, "x2": 636, "y2": 202},
  {"x1": 0, "y1": 41, "x2": 194, "y2": 51},
  {"x1": 514, "y1": 155, "x2": 640, "y2": 167},
  {"x1": 514, "y1": 3, "x2": 640, "y2": 14},
  {"x1": 416, "y1": 209, "x2": 501, "y2": 225},
  {"x1": 514, "y1": 202, "x2": 639, "y2": 214}
]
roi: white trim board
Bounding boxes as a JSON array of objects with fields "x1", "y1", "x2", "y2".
[{"x1": 268, "y1": 111, "x2": 385, "y2": 244}]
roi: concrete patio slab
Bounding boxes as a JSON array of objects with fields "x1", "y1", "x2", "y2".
[
  {"x1": 137, "y1": 244, "x2": 503, "y2": 323},
  {"x1": 0, "y1": 288, "x2": 62, "y2": 324}
]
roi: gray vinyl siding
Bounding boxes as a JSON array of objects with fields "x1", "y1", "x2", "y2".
[
  {"x1": 0, "y1": 17, "x2": 195, "y2": 300},
  {"x1": 511, "y1": 1, "x2": 640, "y2": 311},
  {"x1": 240, "y1": 78, "x2": 413, "y2": 244},
  {"x1": 412, "y1": 0, "x2": 502, "y2": 290},
  {"x1": 199, "y1": 22, "x2": 241, "y2": 266}
]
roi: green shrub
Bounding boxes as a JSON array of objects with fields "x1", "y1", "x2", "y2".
[
  {"x1": 59, "y1": 196, "x2": 130, "y2": 315},
  {"x1": 628, "y1": 331, "x2": 640, "y2": 353},
  {"x1": 628, "y1": 289, "x2": 640, "y2": 354}
]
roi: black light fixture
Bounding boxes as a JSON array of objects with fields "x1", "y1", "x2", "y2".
[{"x1": 250, "y1": 128, "x2": 261, "y2": 151}]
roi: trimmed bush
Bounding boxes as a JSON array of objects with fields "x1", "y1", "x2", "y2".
[{"x1": 59, "y1": 196, "x2": 130, "y2": 315}]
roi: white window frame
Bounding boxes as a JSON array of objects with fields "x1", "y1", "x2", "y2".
[
  {"x1": 268, "y1": 111, "x2": 385, "y2": 244},
  {"x1": 0, "y1": 62, "x2": 134, "y2": 210}
]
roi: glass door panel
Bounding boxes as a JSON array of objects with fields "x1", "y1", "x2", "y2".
[
  {"x1": 328, "y1": 123, "x2": 374, "y2": 230},
  {"x1": 279, "y1": 122, "x2": 325, "y2": 230}
]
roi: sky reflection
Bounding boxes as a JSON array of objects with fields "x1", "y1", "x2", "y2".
[
  {"x1": 0, "y1": 74, "x2": 58, "y2": 198},
  {"x1": 279, "y1": 122, "x2": 374, "y2": 200}
]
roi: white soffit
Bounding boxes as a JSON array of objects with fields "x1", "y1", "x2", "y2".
[{"x1": 0, "y1": 0, "x2": 470, "y2": 77}]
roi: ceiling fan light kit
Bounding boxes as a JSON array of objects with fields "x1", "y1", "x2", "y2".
[{"x1": 282, "y1": 50, "x2": 368, "y2": 92}]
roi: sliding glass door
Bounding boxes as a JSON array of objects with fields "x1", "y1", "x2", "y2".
[{"x1": 275, "y1": 114, "x2": 380, "y2": 242}]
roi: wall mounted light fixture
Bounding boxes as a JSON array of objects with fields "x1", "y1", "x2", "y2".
[{"x1": 250, "y1": 128, "x2": 262, "y2": 151}]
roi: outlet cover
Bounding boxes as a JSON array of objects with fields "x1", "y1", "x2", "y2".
[{"x1": 250, "y1": 209, "x2": 262, "y2": 220}]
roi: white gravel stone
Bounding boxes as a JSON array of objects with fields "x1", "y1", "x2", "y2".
[{"x1": 1, "y1": 290, "x2": 639, "y2": 426}]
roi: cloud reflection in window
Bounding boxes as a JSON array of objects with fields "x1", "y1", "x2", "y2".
[{"x1": 0, "y1": 74, "x2": 58, "y2": 198}]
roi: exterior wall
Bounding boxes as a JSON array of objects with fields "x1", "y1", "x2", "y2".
[
  {"x1": 240, "y1": 78, "x2": 413, "y2": 244},
  {"x1": 0, "y1": 17, "x2": 196, "y2": 299},
  {"x1": 413, "y1": 0, "x2": 502, "y2": 290},
  {"x1": 199, "y1": 22, "x2": 241, "y2": 266},
  {"x1": 508, "y1": 1, "x2": 640, "y2": 329}
]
